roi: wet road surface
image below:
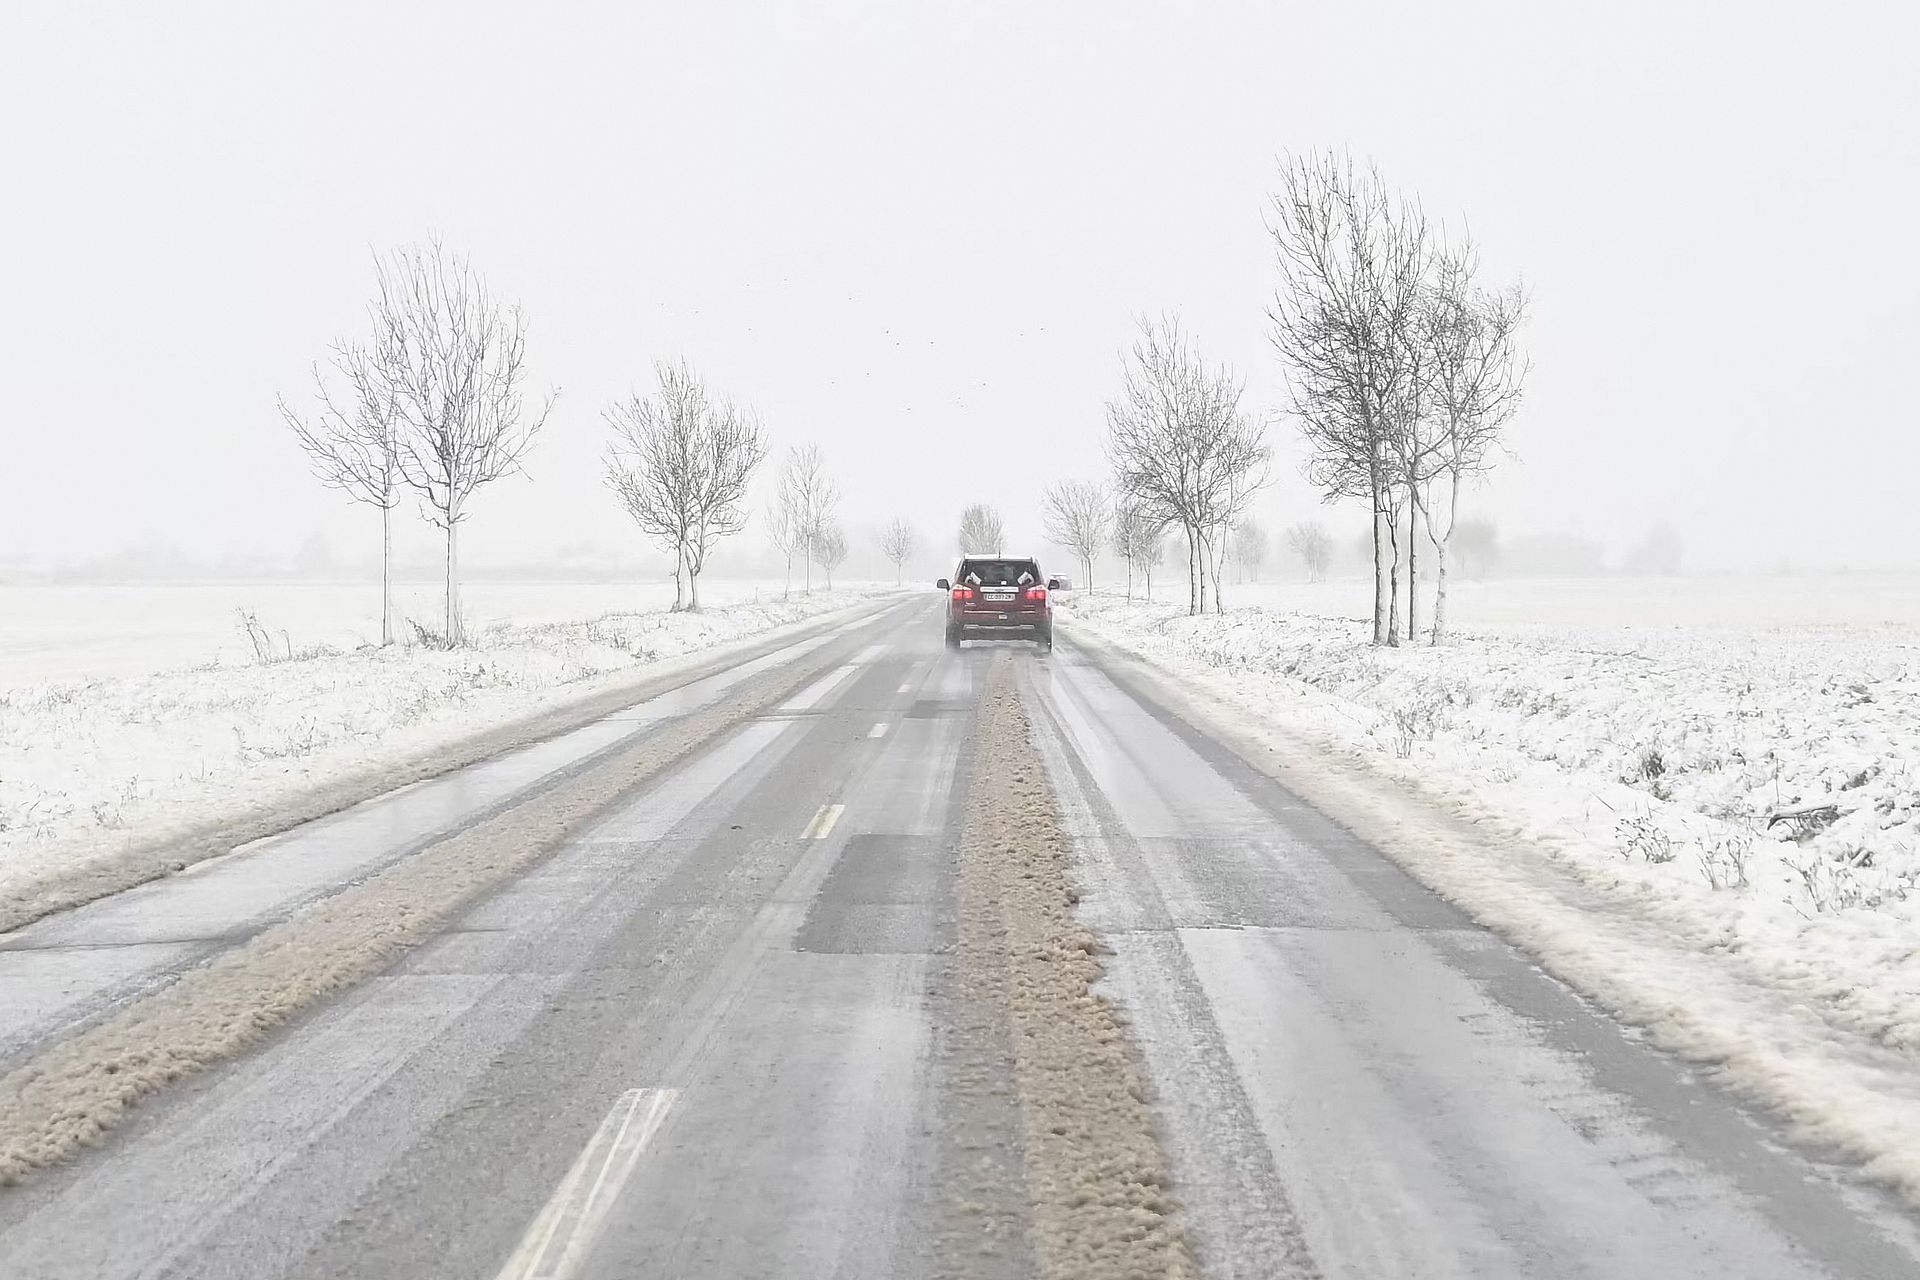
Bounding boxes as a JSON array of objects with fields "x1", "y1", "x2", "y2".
[{"x1": 1, "y1": 597, "x2": 1916, "y2": 1279}]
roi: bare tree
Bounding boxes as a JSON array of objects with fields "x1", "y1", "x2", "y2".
[
  {"x1": 1140, "y1": 521, "x2": 1166, "y2": 601},
  {"x1": 957, "y1": 503, "x2": 1005, "y2": 555},
  {"x1": 603, "y1": 360, "x2": 768, "y2": 612},
  {"x1": 1419, "y1": 239, "x2": 1527, "y2": 641},
  {"x1": 1110, "y1": 499, "x2": 1161, "y2": 603},
  {"x1": 877, "y1": 517, "x2": 916, "y2": 584},
  {"x1": 1232, "y1": 516, "x2": 1267, "y2": 583},
  {"x1": 1625, "y1": 523, "x2": 1684, "y2": 576},
  {"x1": 779, "y1": 445, "x2": 838, "y2": 591},
  {"x1": 1286, "y1": 521, "x2": 1333, "y2": 581},
  {"x1": 1105, "y1": 316, "x2": 1269, "y2": 615},
  {"x1": 368, "y1": 239, "x2": 554, "y2": 646},
  {"x1": 278, "y1": 339, "x2": 401, "y2": 644},
  {"x1": 815, "y1": 522, "x2": 848, "y2": 588},
  {"x1": 1042, "y1": 480, "x2": 1111, "y2": 593},
  {"x1": 765, "y1": 490, "x2": 803, "y2": 598},
  {"x1": 1268, "y1": 152, "x2": 1431, "y2": 645}
]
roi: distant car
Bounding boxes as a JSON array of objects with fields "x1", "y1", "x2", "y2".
[
  {"x1": 1050, "y1": 576, "x2": 1075, "y2": 594},
  {"x1": 938, "y1": 557, "x2": 1055, "y2": 649}
]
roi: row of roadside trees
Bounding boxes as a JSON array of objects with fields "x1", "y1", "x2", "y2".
[
  {"x1": 282, "y1": 240, "x2": 924, "y2": 645},
  {"x1": 1038, "y1": 150, "x2": 1527, "y2": 645}
]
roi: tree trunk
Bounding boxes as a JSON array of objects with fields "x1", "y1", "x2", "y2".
[
  {"x1": 379, "y1": 501, "x2": 393, "y2": 647},
  {"x1": 1385, "y1": 493, "x2": 1402, "y2": 647},
  {"x1": 444, "y1": 520, "x2": 462, "y2": 647},
  {"x1": 1189, "y1": 533, "x2": 1198, "y2": 614},
  {"x1": 1211, "y1": 525, "x2": 1227, "y2": 613},
  {"x1": 1432, "y1": 470, "x2": 1459, "y2": 644},
  {"x1": 1190, "y1": 529, "x2": 1205, "y2": 614},
  {"x1": 688, "y1": 558, "x2": 702, "y2": 612},
  {"x1": 1406, "y1": 497, "x2": 1420, "y2": 641},
  {"x1": 1371, "y1": 490, "x2": 1389, "y2": 645}
]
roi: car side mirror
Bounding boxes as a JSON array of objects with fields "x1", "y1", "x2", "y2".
[
  {"x1": 936, "y1": 578, "x2": 950, "y2": 591},
  {"x1": 1046, "y1": 578, "x2": 1061, "y2": 591}
]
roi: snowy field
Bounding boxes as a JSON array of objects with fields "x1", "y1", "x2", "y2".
[
  {"x1": 0, "y1": 578, "x2": 828, "y2": 684},
  {"x1": 1064, "y1": 573, "x2": 1920, "y2": 1195},
  {"x1": 0, "y1": 580, "x2": 900, "y2": 921}
]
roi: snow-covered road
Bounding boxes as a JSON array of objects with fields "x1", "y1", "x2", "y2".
[{"x1": 0, "y1": 597, "x2": 1916, "y2": 1278}]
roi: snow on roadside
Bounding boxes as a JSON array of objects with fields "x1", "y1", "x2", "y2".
[
  {"x1": 0, "y1": 587, "x2": 898, "y2": 916},
  {"x1": 1061, "y1": 591, "x2": 1920, "y2": 1194}
]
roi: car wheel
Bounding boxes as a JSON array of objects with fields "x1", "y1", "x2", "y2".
[
  {"x1": 945, "y1": 626, "x2": 962, "y2": 649},
  {"x1": 1037, "y1": 628, "x2": 1053, "y2": 650}
]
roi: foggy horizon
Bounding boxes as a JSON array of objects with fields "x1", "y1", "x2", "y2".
[{"x1": 6, "y1": 2, "x2": 1917, "y2": 583}]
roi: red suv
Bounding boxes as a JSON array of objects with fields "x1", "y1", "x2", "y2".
[{"x1": 938, "y1": 557, "x2": 1055, "y2": 649}]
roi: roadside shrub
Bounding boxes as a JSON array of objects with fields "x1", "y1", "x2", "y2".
[
  {"x1": 1617, "y1": 813, "x2": 1677, "y2": 864},
  {"x1": 1697, "y1": 829, "x2": 1753, "y2": 890}
]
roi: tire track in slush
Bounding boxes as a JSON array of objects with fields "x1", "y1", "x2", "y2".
[
  {"x1": 950, "y1": 652, "x2": 1207, "y2": 1280},
  {"x1": 0, "y1": 632, "x2": 862, "y2": 1186}
]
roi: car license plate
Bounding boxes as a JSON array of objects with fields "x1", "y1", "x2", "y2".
[{"x1": 984, "y1": 590, "x2": 1015, "y2": 601}]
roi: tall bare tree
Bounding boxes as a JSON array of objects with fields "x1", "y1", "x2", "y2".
[
  {"x1": 1268, "y1": 153, "x2": 1431, "y2": 644},
  {"x1": 1110, "y1": 499, "x2": 1160, "y2": 603},
  {"x1": 957, "y1": 503, "x2": 1005, "y2": 555},
  {"x1": 1042, "y1": 480, "x2": 1111, "y2": 593},
  {"x1": 765, "y1": 490, "x2": 802, "y2": 598},
  {"x1": 604, "y1": 360, "x2": 768, "y2": 612},
  {"x1": 278, "y1": 339, "x2": 401, "y2": 644},
  {"x1": 815, "y1": 522, "x2": 848, "y2": 589},
  {"x1": 1105, "y1": 316, "x2": 1268, "y2": 615},
  {"x1": 779, "y1": 445, "x2": 838, "y2": 591},
  {"x1": 368, "y1": 239, "x2": 554, "y2": 645},
  {"x1": 877, "y1": 517, "x2": 916, "y2": 584},
  {"x1": 1232, "y1": 516, "x2": 1267, "y2": 583},
  {"x1": 1285, "y1": 520, "x2": 1332, "y2": 581},
  {"x1": 1419, "y1": 240, "x2": 1527, "y2": 641}
]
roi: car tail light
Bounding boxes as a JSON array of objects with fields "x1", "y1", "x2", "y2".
[
  {"x1": 950, "y1": 586, "x2": 975, "y2": 602},
  {"x1": 1023, "y1": 586, "x2": 1048, "y2": 603}
]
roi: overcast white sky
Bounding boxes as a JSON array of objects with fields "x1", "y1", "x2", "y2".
[{"x1": 3, "y1": 1, "x2": 1916, "y2": 577}]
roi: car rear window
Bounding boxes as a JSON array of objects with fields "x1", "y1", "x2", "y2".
[{"x1": 958, "y1": 559, "x2": 1039, "y2": 588}]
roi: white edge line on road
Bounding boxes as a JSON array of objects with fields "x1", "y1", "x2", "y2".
[
  {"x1": 869, "y1": 722, "x2": 889, "y2": 738},
  {"x1": 853, "y1": 642, "x2": 888, "y2": 663},
  {"x1": 805, "y1": 803, "x2": 845, "y2": 840},
  {"x1": 494, "y1": 1087, "x2": 679, "y2": 1280}
]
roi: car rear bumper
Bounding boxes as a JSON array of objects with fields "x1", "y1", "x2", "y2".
[{"x1": 953, "y1": 612, "x2": 1049, "y2": 631}]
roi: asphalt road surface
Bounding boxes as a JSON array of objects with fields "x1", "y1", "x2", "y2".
[{"x1": 2, "y1": 596, "x2": 1918, "y2": 1279}]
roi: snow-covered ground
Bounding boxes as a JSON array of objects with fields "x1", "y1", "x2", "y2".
[
  {"x1": 1062, "y1": 575, "x2": 1920, "y2": 1197},
  {"x1": 0, "y1": 581, "x2": 898, "y2": 920},
  {"x1": 0, "y1": 578, "x2": 826, "y2": 684}
]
